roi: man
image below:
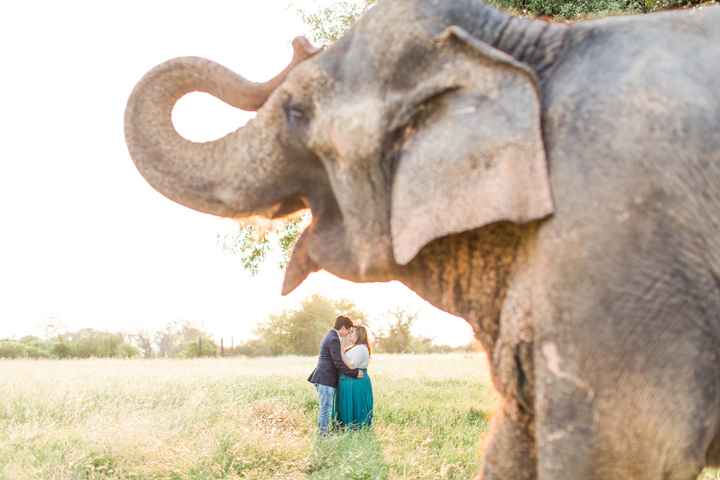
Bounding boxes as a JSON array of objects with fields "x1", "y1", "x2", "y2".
[{"x1": 308, "y1": 315, "x2": 363, "y2": 435}]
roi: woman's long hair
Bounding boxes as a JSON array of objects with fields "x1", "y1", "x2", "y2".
[{"x1": 353, "y1": 325, "x2": 371, "y2": 357}]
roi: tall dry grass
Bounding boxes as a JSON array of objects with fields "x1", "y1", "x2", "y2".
[
  {"x1": 0, "y1": 354, "x2": 495, "y2": 479},
  {"x1": 3, "y1": 354, "x2": 718, "y2": 479}
]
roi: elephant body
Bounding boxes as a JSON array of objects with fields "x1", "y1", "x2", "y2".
[
  {"x1": 531, "y1": 11, "x2": 720, "y2": 479},
  {"x1": 125, "y1": 1, "x2": 720, "y2": 478}
]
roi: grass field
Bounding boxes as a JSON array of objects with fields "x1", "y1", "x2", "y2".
[
  {"x1": 2, "y1": 354, "x2": 718, "y2": 480},
  {"x1": 0, "y1": 354, "x2": 498, "y2": 480}
]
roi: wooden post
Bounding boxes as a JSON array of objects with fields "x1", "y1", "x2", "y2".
[{"x1": 220, "y1": 337, "x2": 224, "y2": 357}]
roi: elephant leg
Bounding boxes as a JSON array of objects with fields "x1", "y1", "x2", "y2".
[
  {"x1": 529, "y1": 221, "x2": 720, "y2": 479},
  {"x1": 534, "y1": 350, "x2": 712, "y2": 480},
  {"x1": 477, "y1": 405, "x2": 536, "y2": 480},
  {"x1": 534, "y1": 381, "x2": 596, "y2": 480},
  {"x1": 535, "y1": 393, "x2": 707, "y2": 480}
]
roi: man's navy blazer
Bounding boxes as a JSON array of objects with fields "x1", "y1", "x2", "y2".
[{"x1": 308, "y1": 330, "x2": 359, "y2": 388}]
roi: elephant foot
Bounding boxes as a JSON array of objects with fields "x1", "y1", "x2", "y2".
[{"x1": 478, "y1": 405, "x2": 536, "y2": 480}]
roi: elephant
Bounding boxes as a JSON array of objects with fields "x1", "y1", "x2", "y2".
[{"x1": 124, "y1": 0, "x2": 720, "y2": 478}]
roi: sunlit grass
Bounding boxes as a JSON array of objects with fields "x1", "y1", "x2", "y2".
[
  {"x1": 3, "y1": 355, "x2": 717, "y2": 479},
  {"x1": 0, "y1": 354, "x2": 495, "y2": 479}
]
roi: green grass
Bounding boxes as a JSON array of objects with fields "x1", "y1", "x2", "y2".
[
  {"x1": 0, "y1": 354, "x2": 496, "y2": 479},
  {"x1": 2, "y1": 354, "x2": 718, "y2": 479}
]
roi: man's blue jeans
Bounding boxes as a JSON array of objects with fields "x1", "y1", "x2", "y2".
[{"x1": 315, "y1": 384, "x2": 336, "y2": 434}]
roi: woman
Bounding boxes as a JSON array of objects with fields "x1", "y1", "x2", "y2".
[{"x1": 335, "y1": 325, "x2": 374, "y2": 428}]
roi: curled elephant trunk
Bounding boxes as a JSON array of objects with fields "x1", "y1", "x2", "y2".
[{"x1": 124, "y1": 37, "x2": 319, "y2": 217}]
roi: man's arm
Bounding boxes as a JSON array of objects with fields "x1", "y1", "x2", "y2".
[{"x1": 329, "y1": 337, "x2": 360, "y2": 378}]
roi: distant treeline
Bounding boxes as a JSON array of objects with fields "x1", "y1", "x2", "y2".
[
  {"x1": 229, "y1": 295, "x2": 474, "y2": 357},
  {"x1": 0, "y1": 331, "x2": 138, "y2": 359},
  {"x1": 0, "y1": 323, "x2": 217, "y2": 360},
  {"x1": 1, "y1": 295, "x2": 473, "y2": 359}
]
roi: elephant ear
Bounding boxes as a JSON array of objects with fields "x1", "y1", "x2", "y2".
[{"x1": 391, "y1": 26, "x2": 554, "y2": 265}]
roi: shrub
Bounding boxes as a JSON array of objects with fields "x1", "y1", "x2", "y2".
[
  {"x1": 0, "y1": 339, "x2": 52, "y2": 359},
  {"x1": 51, "y1": 342, "x2": 72, "y2": 359},
  {"x1": 180, "y1": 336, "x2": 218, "y2": 358},
  {"x1": 0, "y1": 341, "x2": 27, "y2": 359}
]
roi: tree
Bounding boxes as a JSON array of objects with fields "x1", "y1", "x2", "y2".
[
  {"x1": 180, "y1": 335, "x2": 218, "y2": 358},
  {"x1": 373, "y1": 308, "x2": 473, "y2": 353},
  {"x1": 16, "y1": 336, "x2": 52, "y2": 358},
  {"x1": 333, "y1": 298, "x2": 369, "y2": 326},
  {"x1": 153, "y1": 321, "x2": 217, "y2": 358},
  {"x1": 374, "y1": 308, "x2": 417, "y2": 353},
  {"x1": 128, "y1": 331, "x2": 154, "y2": 358},
  {"x1": 54, "y1": 329, "x2": 139, "y2": 359},
  {"x1": 154, "y1": 322, "x2": 179, "y2": 358},
  {"x1": 219, "y1": 0, "x2": 376, "y2": 274},
  {"x1": 238, "y1": 295, "x2": 368, "y2": 356},
  {"x1": 51, "y1": 341, "x2": 72, "y2": 359},
  {"x1": 1, "y1": 329, "x2": 142, "y2": 359},
  {"x1": 294, "y1": 0, "x2": 377, "y2": 45},
  {"x1": 0, "y1": 340, "x2": 38, "y2": 359},
  {"x1": 216, "y1": 214, "x2": 308, "y2": 275}
]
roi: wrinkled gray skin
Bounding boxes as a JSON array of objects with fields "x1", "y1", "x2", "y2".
[{"x1": 125, "y1": 1, "x2": 720, "y2": 478}]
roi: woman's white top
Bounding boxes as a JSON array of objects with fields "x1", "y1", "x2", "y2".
[{"x1": 343, "y1": 345, "x2": 370, "y2": 369}]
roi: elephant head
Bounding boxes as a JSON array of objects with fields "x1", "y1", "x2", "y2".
[{"x1": 125, "y1": 0, "x2": 559, "y2": 297}]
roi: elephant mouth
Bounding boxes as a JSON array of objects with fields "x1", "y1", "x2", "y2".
[
  {"x1": 282, "y1": 224, "x2": 319, "y2": 295},
  {"x1": 280, "y1": 193, "x2": 397, "y2": 295},
  {"x1": 279, "y1": 192, "x2": 337, "y2": 295},
  {"x1": 266, "y1": 196, "x2": 309, "y2": 220}
]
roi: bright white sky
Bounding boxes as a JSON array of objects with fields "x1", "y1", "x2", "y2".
[{"x1": 0, "y1": 1, "x2": 473, "y2": 346}]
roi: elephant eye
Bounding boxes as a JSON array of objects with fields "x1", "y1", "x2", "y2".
[{"x1": 284, "y1": 103, "x2": 309, "y2": 127}]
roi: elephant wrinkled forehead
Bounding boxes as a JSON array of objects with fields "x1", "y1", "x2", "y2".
[{"x1": 316, "y1": 0, "x2": 442, "y2": 93}]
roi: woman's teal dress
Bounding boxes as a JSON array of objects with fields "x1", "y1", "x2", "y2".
[{"x1": 334, "y1": 368, "x2": 373, "y2": 428}]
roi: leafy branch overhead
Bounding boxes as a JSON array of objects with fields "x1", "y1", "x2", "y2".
[
  {"x1": 220, "y1": 0, "x2": 374, "y2": 274},
  {"x1": 294, "y1": 0, "x2": 377, "y2": 45}
]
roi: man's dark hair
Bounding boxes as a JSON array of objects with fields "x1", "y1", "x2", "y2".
[{"x1": 334, "y1": 315, "x2": 354, "y2": 331}]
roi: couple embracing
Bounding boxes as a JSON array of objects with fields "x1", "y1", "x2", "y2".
[{"x1": 308, "y1": 315, "x2": 374, "y2": 435}]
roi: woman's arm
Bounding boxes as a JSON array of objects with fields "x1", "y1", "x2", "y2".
[
  {"x1": 351, "y1": 346, "x2": 369, "y2": 369},
  {"x1": 345, "y1": 345, "x2": 370, "y2": 369},
  {"x1": 329, "y1": 337, "x2": 359, "y2": 378},
  {"x1": 342, "y1": 345, "x2": 355, "y2": 368}
]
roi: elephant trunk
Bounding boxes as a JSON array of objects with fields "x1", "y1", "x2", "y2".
[{"x1": 124, "y1": 38, "x2": 319, "y2": 218}]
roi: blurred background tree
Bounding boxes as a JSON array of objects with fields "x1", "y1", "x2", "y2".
[
  {"x1": 234, "y1": 294, "x2": 369, "y2": 356},
  {"x1": 0, "y1": 329, "x2": 139, "y2": 359},
  {"x1": 128, "y1": 331, "x2": 154, "y2": 358},
  {"x1": 0, "y1": 322, "x2": 218, "y2": 359},
  {"x1": 180, "y1": 334, "x2": 219, "y2": 358},
  {"x1": 154, "y1": 321, "x2": 218, "y2": 358},
  {"x1": 373, "y1": 308, "x2": 470, "y2": 354},
  {"x1": 374, "y1": 309, "x2": 417, "y2": 354},
  {"x1": 0, "y1": 302, "x2": 471, "y2": 359}
]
